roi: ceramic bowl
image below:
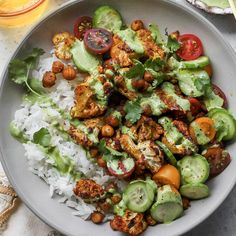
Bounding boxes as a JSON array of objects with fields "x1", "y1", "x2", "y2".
[{"x1": 0, "y1": 0, "x2": 236, "y2": 235}]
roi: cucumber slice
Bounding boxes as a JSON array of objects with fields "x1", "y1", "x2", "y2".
[
  {"x1": 180, "y1": 56, "x2": 209, "y2": 69},
  {"x1": 168, "y1": 56, "x2": 209, "y2": 70},
  {"x1": 123, "y1": 179, "x2": 156, "y2": 213},
  {"x1": 93, "y1": 5, "x2": 123, "y2": 32},
  {"x1": 177, "y1": 155, "x2": 210, "y2": 184},
  {"x1": 151, "y1": 202, "x2": 183, "y2": 223},
  {"x1": 151, "y1": 185, "x2": 183, "y2": 223},
  {"x1": 156, "y1": 141, "x2": 177, "y2": 166},
  {"x1": 208, "y1": 108, "x2": 236, "y2": 141},
  {"x1": 70, "y1": 40, "x2": 100, "y2": 73},
  {"x1": 177, "y1": 69, "x2": 210, "y2": 97},
  {"x1": 180, "y1": 183, "x2": 209, "y2": 200}
]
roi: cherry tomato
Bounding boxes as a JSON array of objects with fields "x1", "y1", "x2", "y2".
[
  {"x1": 177, "y1": 34, "x2": 203, "y2": 61},
  {"x1": 188, "y1": 97, "x2": 202, "y2": 115},
  {"x1": 74, "y1": 16, "x2": 92, "y2": 40},
  {"x1": 212, "y1": 84, "x2": 228, "y2": 108},
  {"x1": 203, "y1": 147, "x2": 231, "y2": 176},
  {"x1": 84, "y1": 28, "x2": 113, "y2": 55},
  {"x1": 107, "y1": 157, "x2": 135, "y2": 178}
]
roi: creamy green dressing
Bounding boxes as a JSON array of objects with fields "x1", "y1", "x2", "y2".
[
  {"x1": 140, "y1": 93, "x2": 167, "y2": 116},
  {"x1": 177, "y1": 70, "x2": 210, "y2": 97},
  {"x1": 200, "y1": 0, "x2": 235, "y2": 9},
  {"x1": 190, "y1": 121, "x2": 210, "y2": 145},
  {"x1": 203, "y1": 90, "x2": 224, "y2": 111},
  {"x1": 117, "y1": 28, "x2": 144, "y2": 54},
  {"x1": 161, "y1": 82, "x2": 190, "y2": 111},
  {"x1": 124, "y1": 77, "x2": 136, "y2": 91},
  {"x1": 88, "y1": 76, "x2": 107, "y2": 106},
  {"x1": 76, "y1": 122, "x2": 99, "y2": 144},
  {"x1": 158, "y1": 117, "x2": 198, "y2": 153},
  {"x1": 121, "y1": 126, "x2": 136, "y2": 140}
]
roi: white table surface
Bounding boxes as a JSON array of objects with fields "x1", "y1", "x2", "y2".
[{"x1": 0, "y1": 0, "x2": 236, "y2": 235}]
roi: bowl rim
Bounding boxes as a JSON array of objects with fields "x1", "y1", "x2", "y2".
[
  {"x1": 0, "y1": 0, "x2": 46, "y2": 17},
  {"x1": 0, "y1": 0, "x2": 236, "y2": 235}
]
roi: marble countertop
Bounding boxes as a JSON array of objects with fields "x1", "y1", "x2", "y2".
[{"x1": 0, "y1": 0, "x2": 236, "y2": 235}]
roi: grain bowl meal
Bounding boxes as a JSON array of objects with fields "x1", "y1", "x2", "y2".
[{"x1": 9, "y1": 5, "x2": 236, "y2": 235}]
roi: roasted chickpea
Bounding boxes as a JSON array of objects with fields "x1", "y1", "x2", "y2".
[
  {"x1": 52, "y1": 61, "x2": 64, "y2": 74},
  {"x1": 131, "y1": 79, "x2": 146, "y2": 89},
  {"x1": 143, "y1": 71, "x2": 154, "y2": 83},
  {"x1": 101, "y1": 125, "x2": 114, "y2": 137},
  {"x1": 182, "y1": 197, "x2": 190, "y2": 210},
  {"x1": 131, "y1": 20, "x2": 144, "y2": 31},
  {"x1": 105, "y1": 115, "x2": 120, "y2": 128},
  {"x1": 89, "y1": 147, "x2": 99, "y2": 158},
  {"x1": 97, "y1": 65, "x2": 104, "y2": 74},
  {"x1": 97, "y1": 201, "x2": 111, "y2": 212},
  {"x1": 97, "y1": 157, "x2": 107, "y2": 168},
  {"x1": 91, "y1": 211, "x2": 105, "y2": 224},
  {"x1": 105, "y1": 69, "x2": 114, "y2": 79},
  {"x1": 111, "y1": 194, "x2": 122, "y2": 204},
  {"x1": 62, "y1": 65, "x2": 77, "y2": 80},
  {"x1": 170, "y1": 31, "x2": 180, "y2": 40},
  {"x1": 143, "y1": 105, "x2": 152, "y2": 116},
  {"x1": 105, "y1": 182, "x2": 117, "y2": 192},
  {"x1": 97, "y1": 75, "x2": 106, "y2": 84},
  {"x1": 145, "y1": 214, "x2": 157, "y2": 226},
  {"x1": 42, "y1": 71, "x2": 57, "y2": 88}
]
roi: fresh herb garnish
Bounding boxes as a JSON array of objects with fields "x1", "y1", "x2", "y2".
[
  {"x1": 167, "y1": 35, "x2": 180, "y2": 53},
  {"x1": 124, "y1": 100, "x2": 142, "y2": 124},
  {"x1": 33, "y1": 128, "x2": 51, "y2": 147},
  {"x1": 9, "y1": 48, "x2": 45, "y2": 96},
  {"x1": 125, "y1": 60, "x2": 145, "y2": 79},
  {"x1": 98, "y1": 139, "x2": 127, "y2": 161},
  {"x1": 194, "y1": 76, "x2": 212, "y2": 96}
]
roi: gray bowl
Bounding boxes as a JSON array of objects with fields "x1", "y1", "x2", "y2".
[{"x1": 0, "y1": 0, "x2": 236, "y2": 235}]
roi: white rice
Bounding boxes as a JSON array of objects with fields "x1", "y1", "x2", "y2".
[{"x1": 12, "y1": 56, "x2": 117, "y2": 219}]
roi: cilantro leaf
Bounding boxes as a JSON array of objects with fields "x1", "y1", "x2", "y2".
[
  {"x1": 144, "y1": 58, "x2": 165, "y2": 72},
  {"x1": 9, "y1": 48, "x2": 45, "y2": 96},
  {"x1": 24, "y1": 48, "x2": 45, "y2": 68},
  {"x1": 33, "y1": 128, "x2": 51, "y2": 147},
  {"x1": 124, "y1": 100, "x2": 142, "y2": 124},
  {"x1": 167, "y1": 35, "x2": 180, "y2": 53},
  {"x1": 125, "y1": 60, "x2": 145, "y2": 79},
  {"x1": 98, "y1": 139, "x2": 127, "y2": 162}
]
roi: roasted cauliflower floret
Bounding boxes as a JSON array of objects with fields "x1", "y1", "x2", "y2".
[
  {"x1": 70, "y1": 83, "x2": 106, "y2": 119},
  {"x1": 135, "y1": 116, "x2": 163, "y2": 142},
  {"x1": 136, "y1": 28, "x2": 165, "y2": 59},
  {"x1": 110, "y1": 35, "x2": 137, "y2": 67},
  {"x1": 137, "y1": 140, "x2": 164, "y2": 174},
  {"x1": 114, "y1": 75, "x2": 138, "y2": 101},
  {"x1": 120, "y1": 134, "x2": 145, "y2": 173},
  {"x1": 73, "y1": 179, "x2": 105, "y2": 202},
  {"x1": 69, "y1": 117, "x2": 103, "y2": 147},
  {"x1": 69, "y1": 126, "x2": 95, "y2": 147},
  {"x1": 110, "y1": 210, "x2": 147, "y2": 235},
  {"x1": 52, "y1": 32, "x2": 75, "y2": 60},
  {"x1": 162, "y1": 120, "x2": 197, "y2": 156}
]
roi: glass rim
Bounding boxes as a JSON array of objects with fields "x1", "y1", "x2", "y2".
[{"x1": 0, "y1": 0, "x2": 46, "y2": 17}]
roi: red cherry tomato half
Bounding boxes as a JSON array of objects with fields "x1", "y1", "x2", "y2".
[
  {"x1": 212, "y1": 84, "x2": 228, "y2": 108},
  {"x1": 107, "y1": 157, "x2": 135, "y2": 179},
  {"x1": 84, "y1": 28, "x2": 113, "y2": 55},
  {"x1": 177, "y1": 34, "x2": 203, "y2": 61},
  {"x1": 188, "y1": 97, "x2": 202, "y2": 115},
  {"x1": 74, "y1": 16, "x2": 92, "y2": 40}
]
